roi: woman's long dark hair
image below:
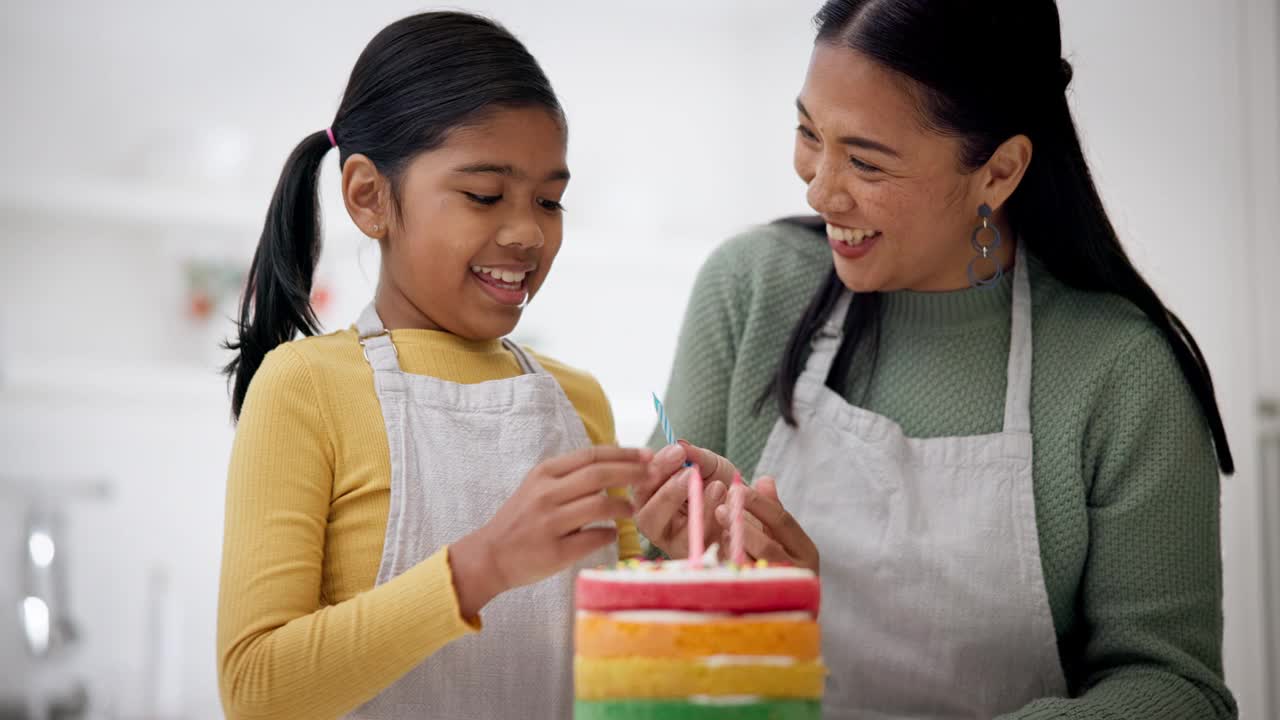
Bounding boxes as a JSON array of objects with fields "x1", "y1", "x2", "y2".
[
  {"x1": 223, "y1": 12, "x2": 563, "y2": 420},
  {"x1": 765, "y1": 0, "x2": 1234, "y2": 473}
]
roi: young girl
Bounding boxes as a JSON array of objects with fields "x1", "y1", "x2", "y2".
[{"x1": 216, "y1": 13, "x2": 650, "y2": 719}]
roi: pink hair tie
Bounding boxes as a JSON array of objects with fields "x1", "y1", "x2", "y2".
[{"x1": 325, "y1": 127, "x2": 337, "y2": 148}]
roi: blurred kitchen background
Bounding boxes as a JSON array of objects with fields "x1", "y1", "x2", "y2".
[{"x1": 1, "y1": 0, "x2": 1278, "y2": 717}]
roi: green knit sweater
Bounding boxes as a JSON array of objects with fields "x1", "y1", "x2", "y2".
[{"x1": 648, "y1": 222, "x2": 1235, "y2": 719}]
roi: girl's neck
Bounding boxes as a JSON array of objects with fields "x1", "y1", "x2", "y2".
[{"x1": 373, "y1": 283, "x2": 443, "y2": 332}]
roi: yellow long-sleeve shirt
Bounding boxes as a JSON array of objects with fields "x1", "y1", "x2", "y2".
[{"x1": 217, "y1": 327, "x2": 638, "y2": 719}]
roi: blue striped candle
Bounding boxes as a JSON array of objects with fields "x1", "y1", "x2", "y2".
[
  {"x1": 652, "y1": 393, "x2": 692, "y2": 468},
  {"x1": 653, "y1": 392, "x2": 701, "y2": 562},
  {"x1": 652, "y1": 392, "x2": 676, "y2": 446}
]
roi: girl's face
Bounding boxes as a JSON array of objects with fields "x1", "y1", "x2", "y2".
[
  {"x1": 374, "y1": 106, "x2": 569, "y2": 339},
  {"x1": 794, "y1": 43, "x2": 1019, "y2": 293}
]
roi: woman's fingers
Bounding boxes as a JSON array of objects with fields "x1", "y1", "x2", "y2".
[
  {"x1": 678, "y1": 440, "x2": 742, "y2": 487},
  {"x1": 701, "y1": 480, "x2": 728, "y2": 541},
  {"x1": 755, "y1": 475, "x2": 780, "y2": 503},
  {"x1": 743, "y1": 478, "x2": 820, "y2": 573},
  {"x1": 635, "y1": 443, "x2": 688, "y2": 507},
  {"x1": 635, "y1": 467, "x2": 692, "y2": 531},
  {"x1": 714, "y1": 479, "x2": 817, "y2": 571},
  {"x1": 717, "y1": 522, "x2": 789, "y2": 565},
  {"x1": 741, "y1": 480, "x2": 806, "y2": 548}
]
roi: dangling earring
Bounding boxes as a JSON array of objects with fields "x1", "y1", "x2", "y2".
[{"x1": 967, "y1": 203, "x2": 1003, "y2": 289}]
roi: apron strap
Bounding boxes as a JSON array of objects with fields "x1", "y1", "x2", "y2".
[
  {"x1": 356, "y1": 303, "x2": 404, "y2": 376},
  {"x1": 356, "y1": 302, "x2": 547, "y2": 379},
  {"x1": 501, "y1": 339, "x2": 547, "y2": 376},
  {"x1": 1002, "y1": 245, "x2": 1033, "y2": 434},
  {"x1": 802, "y1": 291, "x2": 854, "y2": 381}
]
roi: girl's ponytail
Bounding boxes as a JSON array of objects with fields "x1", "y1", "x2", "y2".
[{"x1": 223, "y1": 129, "x2": 332, "y2": 420}]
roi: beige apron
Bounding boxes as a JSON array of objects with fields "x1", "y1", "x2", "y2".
[
  {"x1": 346, "y1": 303, "x2": 615, "y2": 719},
  {"x1": 756, "y1": 249, "x2": 1067, "y2": 719}
]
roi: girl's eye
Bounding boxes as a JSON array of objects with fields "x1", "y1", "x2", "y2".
[
  {"x1": 464, "y1": 192, "x2": 502, "y2": 206},
  {"x1": 850, "y1": 156, "x2": 881, "y2": 173},
  {"x1": 538, "y1": 198, "x2": 565, "y2": 213},
  {"x1": 796, "y1": 124, "x2": 818, "y2": 142}
]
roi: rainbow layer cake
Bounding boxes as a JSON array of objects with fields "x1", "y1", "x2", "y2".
[{"x1": 574, "y1": 556, "x2": 824, "y2": 719}]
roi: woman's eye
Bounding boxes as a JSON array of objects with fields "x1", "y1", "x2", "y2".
[
  {"x1": 464, "y1": 192, "x2": 502, "y2": 206},
  {"x1": 849, "y1": 156, "x2": 881, "y2": 173},
  {"x1": 796, "y1": 124, "x2": 818, "y2": 141},
  {"x1": 538, "y1": 198, "x2": 565, "y2": 212}
]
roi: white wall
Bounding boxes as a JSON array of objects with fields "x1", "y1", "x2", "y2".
[{"x1": 1, "y1": 1, "x2": 1276, "y2": 718}]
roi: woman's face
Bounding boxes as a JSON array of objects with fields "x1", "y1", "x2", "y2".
[{"x1": 794, "y1": 43, "x2": 1001, "y2": 293}]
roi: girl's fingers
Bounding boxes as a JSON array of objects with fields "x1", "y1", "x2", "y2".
[
  {"x1": 541, "y1": 446, "x2": 654, "y2": 478},
  {"x1": 554, "y1": 493, "x2": 634, "y2": 536},
  {"x1": 556, "y1": 527, "x2": 618, "y2": 565},
  {"x1": 555, "y1": 461, "x2": 653, "y2": 503}
]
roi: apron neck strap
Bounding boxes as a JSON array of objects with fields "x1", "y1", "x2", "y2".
[
  {"x1": 1001, "y1": 246, "x2": 1033, "y2": 434},
  {"x1": 356, "y1": 302, "x2": 547, "y2": 377},
  {"x1": 806, "y1": 291, "x2": 853, "y2": 379},
  {"x1": 802, "y1": 245, "x2": 1034, "y2": 435},
  {"x1": 357, "y1": 303, "x2": 402, "y2": 373},
  {"x1": 501, "y1": 339, "x2": 546, "y2": 375}
]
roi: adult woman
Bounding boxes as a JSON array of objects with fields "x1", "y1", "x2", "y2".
[{"x1": 635, "y1": 1, "x2": 1236, "y2": 717}]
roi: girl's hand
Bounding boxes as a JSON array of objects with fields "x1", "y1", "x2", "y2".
[
  {"x1": 715, "y1": 476, "x2": 820, "y2": 574},
  {"x1": 632, "y1": 442, "x2": 731, "y2": 559},
  {"x1": 449, "y1": 446, "x2": 653, "y2": 617}
]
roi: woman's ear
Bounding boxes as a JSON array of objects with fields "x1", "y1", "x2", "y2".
[
  {"x1": 981, "y1": 134, "x2": 1033, "y2": 210},
  {"x1": 341, "y1": 153, "x2": 390, "y2": 239}
]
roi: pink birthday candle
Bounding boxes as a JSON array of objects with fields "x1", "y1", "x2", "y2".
[
  {"x1": 729, "y1": 472, "x2": 746, "y2": 566},
  {"x1": 686, "y1": 466, "x2": 705, "y2": 564}
]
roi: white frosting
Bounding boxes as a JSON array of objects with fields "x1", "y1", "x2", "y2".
[
  {"x1": 700, "y1": 655, "x2": 797, "y2": 667},
  {"x1": 579, "y1": 563, "x2": 815, "y2": 584},
  {"x1": 577, "y1": 610, "x2": 813, "y2": 624},
  {"x1": 688, "y1": 695, "x2": 764, "y2": 706}
]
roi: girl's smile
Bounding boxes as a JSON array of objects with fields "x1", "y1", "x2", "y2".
[{"x1": 469, "y1": 262, "x2": 538, "y2": 306}]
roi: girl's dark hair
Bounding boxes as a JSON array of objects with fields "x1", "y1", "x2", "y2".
[
  {"x1": 223, "y1": 12, "x2": 564, "y2": 419},
  {"x1": 765, "y1": 0, "x2": 1234, "y2": 473}
]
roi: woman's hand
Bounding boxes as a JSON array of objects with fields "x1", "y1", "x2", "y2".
[
  {"x1": 632, "y1": 442, "x2": 730, "y2": 559},
  {"x1": 449, "y1": 446, "x2": 653, "y2": 618},
  {"x1": 715, "y1": 476, "x2": 820, "y2": 574}
]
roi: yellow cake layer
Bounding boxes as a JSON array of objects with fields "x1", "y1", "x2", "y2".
[
  {"x1": 574, "y1": 657, "x2": 825, "y2": 700},
  {"x1": 576, "y1": 614, "x2": 820, "y2": 660}
]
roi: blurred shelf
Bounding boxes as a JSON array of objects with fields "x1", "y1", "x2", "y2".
[
  {"x1": 0, "y1": 364, "x2": 230, "y2": 404},
  {"x1": 0, "y1": 175, "x2": 264, "y2": 236}
]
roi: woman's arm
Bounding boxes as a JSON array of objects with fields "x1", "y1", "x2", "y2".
[
  {"x1": 217, "y1": 346, "x2": 479, "y2": 719},
  {"x1": 999, "y1": 329, "x2": 1236, "y2": 720}
]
